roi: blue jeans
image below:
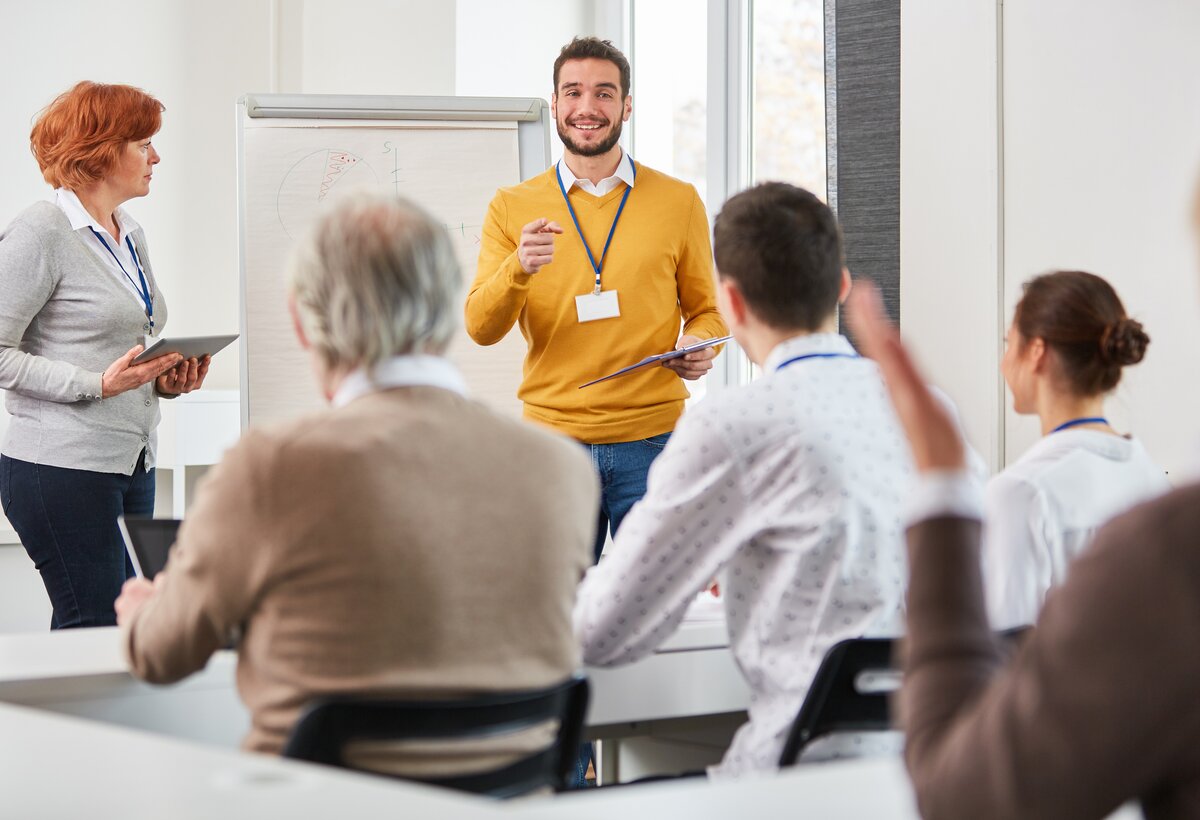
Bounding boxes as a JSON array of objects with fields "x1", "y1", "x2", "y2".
[
  {"x1": 584, "y1": 432, "x2": 672, "y2": 562},
  {"x1": 0, "y1": 452, "x2": 155, "y2": 629},
  {"x1": 573, "y1": 432, "x2": 672, "y2": 787}
]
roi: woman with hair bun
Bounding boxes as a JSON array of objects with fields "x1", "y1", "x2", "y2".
[
  {"x1": 985, "y1": 270, "x2": 1170, "y2": 629},
  {"x1": 0, "y1": 82, "x2": 208, "y2": 629}
]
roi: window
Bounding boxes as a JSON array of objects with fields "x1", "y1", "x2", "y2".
[
  {"x1": 751, "y1": 0, "x2": 826, "y2": 195},
  {"x1": 630, "y1": 1, "x2": 709, "y2": 205}
]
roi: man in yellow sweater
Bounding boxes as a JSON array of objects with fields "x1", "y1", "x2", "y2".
[{"x1": 466, "y1": 36, "x2": 727, "y2": 562}]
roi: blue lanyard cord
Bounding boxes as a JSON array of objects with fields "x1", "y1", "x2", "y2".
[
  {"x1": 555, "y1": 158, "x2": 636, "y2": 294},
  {"x1": 1050, "y1": 416, "x2": 1109, "y2": 434},
  {"x1": 88, "y1": 227, "x2": 154, "y2": 328},
  {"x1": 775, "y1": 352, "x2": 860, "y2": 372}
]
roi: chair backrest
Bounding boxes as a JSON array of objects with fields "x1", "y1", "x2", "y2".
[
  {"x1": 777, "y1": 629, "x2": 1031, "y2": 767},
  {"x1": 778, "y1": 637, "x2": 898, "y2": 767},
  {"x1": 282, "y1": 676, "x2": 589, "y2": 798}
]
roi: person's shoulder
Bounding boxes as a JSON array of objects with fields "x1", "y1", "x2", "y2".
[
  {"x1": 1086, "y1": 481, "x2": 1200, "y2": 578},
  {"x1": 633, "y1": 163, "x2": 700, "y2": 199},
  {"x1": 2, "y1": 201, "x2": 68, "y2": 239},
  {"x1": 493, "y1": 167, "x2": 559, "y2": 202},
  {"x1": 1105, "y1": 481, "x2": 1200, "y2": 539},
  {"x1": 468, "y1": 399, "x2": 588, "y2": 461},
  {"x1": 986, "y1": 465, "x2": 1044, "y2": 515}
]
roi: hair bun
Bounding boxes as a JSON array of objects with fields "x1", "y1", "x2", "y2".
[{"x1": 1100, "y1": 317, "x2": 1149, "y2": 366}]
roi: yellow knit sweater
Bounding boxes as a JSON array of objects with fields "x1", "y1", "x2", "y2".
[{"x1": 466, "y1": 163, "x2": 727, "y2": 443}]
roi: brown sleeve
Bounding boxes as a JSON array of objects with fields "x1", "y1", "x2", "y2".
[
  {"x1": 901, "y1": 501, "x2": 1200, "y2": 819},
  {"x1": 121, "y1": 432, "x2": 279, "y2": 683}
]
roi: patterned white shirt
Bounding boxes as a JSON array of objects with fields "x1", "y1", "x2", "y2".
[
  {"x1": 574, "y1": 332, "x2": 914, "y2": 777},
  {"x1": 983, "y1": 430, "x2": 1170, "y2": 629}
]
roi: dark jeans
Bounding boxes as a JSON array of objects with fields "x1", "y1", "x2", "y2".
[
  {"x1": 0, "y1": 452, "x2": 155, "y2": 629},
  {"x1": 574, "y1": 432, "x2": 672, "y2": 787}
]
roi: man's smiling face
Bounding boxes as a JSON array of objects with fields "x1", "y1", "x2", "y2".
[{"x1": 552, "y1": 58, "x2": 632, "y2": 158}]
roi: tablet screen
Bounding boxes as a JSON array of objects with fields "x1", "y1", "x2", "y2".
[{"x1": 118, "y1": 516, "x2": 181, "y2": 579}]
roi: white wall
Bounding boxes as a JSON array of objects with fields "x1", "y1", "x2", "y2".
[
  {"x1": 901, "y1": 0, "x2": 1200, "y2": 481},
  {"x1": 900, "y1": 1, "x2": 1003, "y2": 470},
  {"x1": 1001, "y1": 0, "x2": 1200, "y2": 478},
  {"x1": 455, "y1": 0, "x2": 599, "y2": 165}
]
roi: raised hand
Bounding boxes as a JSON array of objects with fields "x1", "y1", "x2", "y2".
[{"x1": 845, "y1": 282, "x2": 965, "y2": 472}]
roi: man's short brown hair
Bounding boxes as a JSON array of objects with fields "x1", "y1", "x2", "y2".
[
  {"x1": 714, "y1": 183, "x2": 844, "y2": 331},
  {"x1": 553, "y1": 37, "x2": 631, "y2": 98}
]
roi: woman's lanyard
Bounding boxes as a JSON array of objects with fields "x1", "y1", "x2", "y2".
[
  {"x1": 555, "y1": 158, "x2": 635, "y2": 295},
  {"x1": 775, "y1": 352, "x2": 859, "y2": 372},
  {"x1": 88, "y1": 227, "x2": 154, "y2": 331},
  {"x1": 1050, "y1": 416, "x2": 1109, "y2": 434}
]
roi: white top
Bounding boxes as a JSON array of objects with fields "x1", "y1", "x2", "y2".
[
  {"x1": 574, "y1": 333, "x2": 914, "y2": 777},
  {"x1": 54, "y1": 188, "x2": 149, "y2": 307},
  {"x1": 556, "y1": 149, "x2": 636, "y2": 196},
  {"x1": 332, "y1": 354, "x2": 467, "y2": 408},
  {"x1": 983, "y1": 429, "x2": 1170, "y2": 629}
]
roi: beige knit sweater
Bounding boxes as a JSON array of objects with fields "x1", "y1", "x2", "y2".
[{"x1": 124, "y1": 386, "x2": 597, "y2": 768}]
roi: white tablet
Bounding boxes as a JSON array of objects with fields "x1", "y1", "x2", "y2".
[{"x1": 132, "y1": 334, "x2": 238, "y2": 365}]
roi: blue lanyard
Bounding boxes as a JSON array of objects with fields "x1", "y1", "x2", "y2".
[
  {"x1": 1050, "y1": 416, "x2": 1108, "y2": 434},
  {"x1": 775, "y1": 352, "x2": 859, "y2": 372},
  {"x1": 89, "y1": 227, "x2": 154, "y2": 329},
  {"x1": 555, "y1": 157, "x2": 635, "y2": 295}
]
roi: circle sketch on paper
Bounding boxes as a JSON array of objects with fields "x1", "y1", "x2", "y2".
[{"x1": 276, "y1": 149, "x2": 381, "y2": 240}]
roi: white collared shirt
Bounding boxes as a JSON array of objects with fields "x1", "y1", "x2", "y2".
[
  {"x1": 983, "y1": 429, "x2": 1170, "y2": 629},
  {"x1": 574, "y1": 332, "x2": 915, "y2": 777},
  {"x1": 54, "y1": 188, "x2": 148, "y2": 307},
  {"x1": 332, "y1": 355, "x2": 468, "y2": 408},
  {"x1": 556, "y1": 149, "x2": 635, "y2": 197}
]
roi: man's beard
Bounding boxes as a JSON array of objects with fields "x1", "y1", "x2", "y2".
[{"x1": 557, "y1": 117, "x2": 623, "y2": 158}]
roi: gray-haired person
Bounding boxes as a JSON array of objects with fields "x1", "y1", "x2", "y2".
[{"x1": 116, "y1": 192, "x2": 598, "y2": 774}]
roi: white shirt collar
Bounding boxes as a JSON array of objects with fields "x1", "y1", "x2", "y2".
[
  {"x1": 54, "y1": 188, "x2": 140, "y2": 243},
  {"x1": 762, "y1": 332, "x2": 858, "y2": 373},
  {"x1": 557, "y1": 149, "x2": 636, "y2": 196},
  {"x1": 332, "y1": 355, "x2": 468, "y2": 408}
]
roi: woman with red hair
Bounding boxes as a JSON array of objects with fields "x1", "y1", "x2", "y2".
[{"x1": 0, "y1": 82, "x2": 208, "y2": 629}]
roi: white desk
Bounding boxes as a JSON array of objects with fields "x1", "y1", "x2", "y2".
[
  {"x1": 0, "y1": 632, "x2": 1144, "y2": 819},
  {"x1": 0, "y1": 628, "x2": 247, "y2": 747},
  {"x1": 0, "y1": 697, "x2": 911, "y2": 819},
  {"x1": 0, "y1": 701, "x2": 495, "y2": 820},
  {"x1": 0, "y1": 614, "x2": 747, "y2": 750}
]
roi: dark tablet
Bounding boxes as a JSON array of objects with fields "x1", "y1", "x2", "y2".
[{"x1": 118, "y1": 516, "x2": 182, "y2": 579}]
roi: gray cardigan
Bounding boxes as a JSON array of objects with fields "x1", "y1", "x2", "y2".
[{"x1": 0, "y1": 201, "x2": 169, "y2": 475}]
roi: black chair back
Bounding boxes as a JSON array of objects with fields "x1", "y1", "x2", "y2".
[
  {"x1": 778, "y1": 637, "x2": 898, "y2": 766},
  {"x1": 283, "y1": 676, "x2": 589, "y2": 798}
]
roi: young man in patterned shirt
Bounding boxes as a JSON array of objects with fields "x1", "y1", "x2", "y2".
[{"x1": 574, "y1": 182, "x2": 916, "y2": 777}]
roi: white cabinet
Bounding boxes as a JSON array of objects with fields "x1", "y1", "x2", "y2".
[{"x1": 155, "y1": 390, "x2": 241, "y2": 517}]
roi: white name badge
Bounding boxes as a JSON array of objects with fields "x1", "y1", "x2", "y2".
[{"x1": 576, "y1": 289, "x2": 621, "y2": 323}]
